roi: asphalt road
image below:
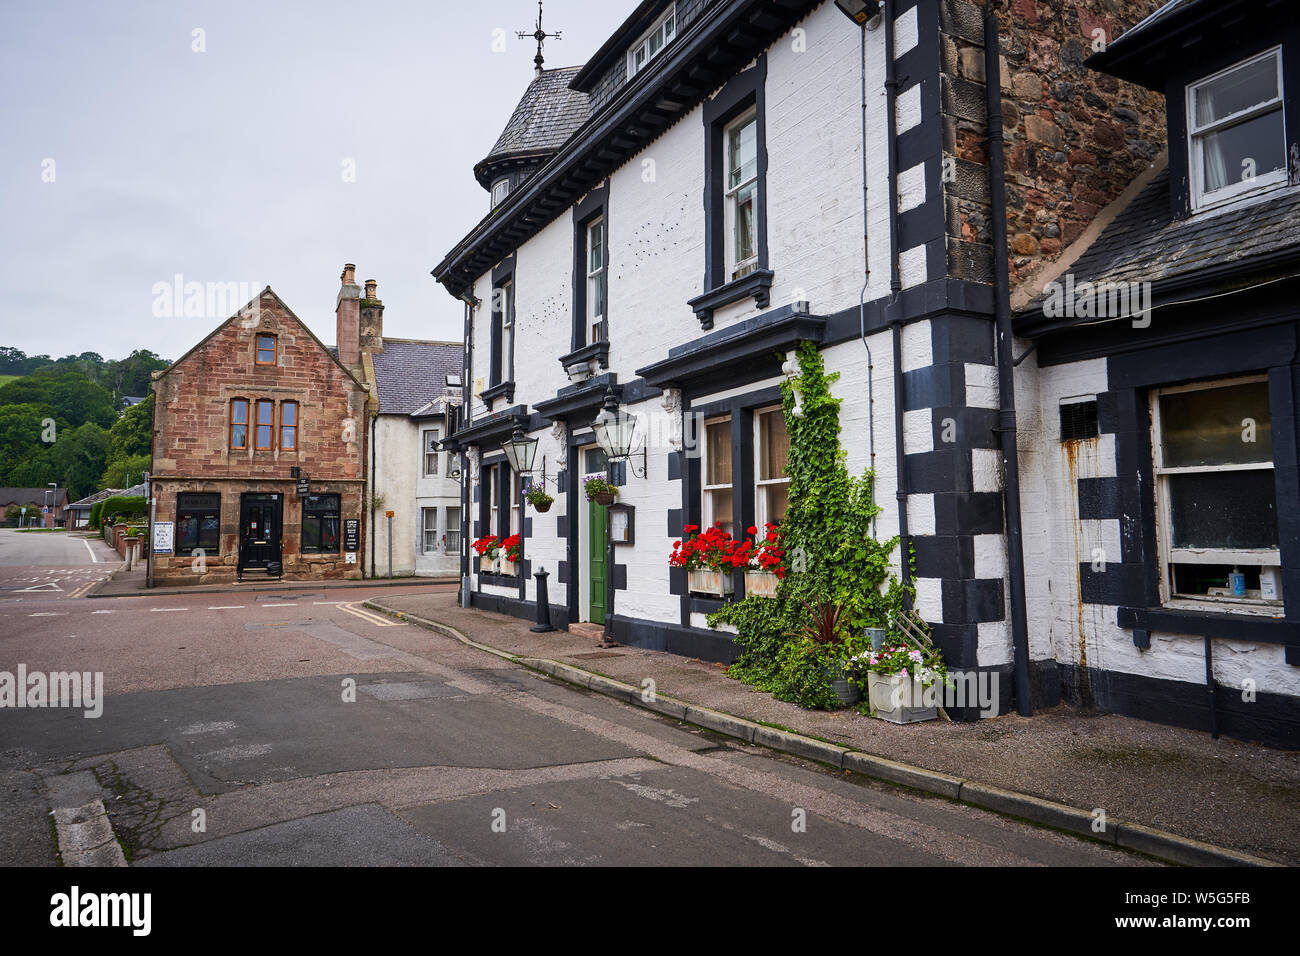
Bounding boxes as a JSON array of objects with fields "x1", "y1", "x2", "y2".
[
  {"x1": 0, "y1": 569, "x2": 1158, "y2": 867},
  {"x1": 0, "y1": 529, "x2": 118, "y2": 599}
]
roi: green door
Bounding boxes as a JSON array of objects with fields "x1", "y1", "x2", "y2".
[{"x1": 589, "y1": 500, "x2": 607, "y2": 625}]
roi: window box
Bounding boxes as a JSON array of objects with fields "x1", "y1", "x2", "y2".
[
  {"x1": 743, "y1": 569, "x2": 779, "y2": 598},
  {"x1": 688, "y1": 568, "x2": 734, "y2": 597},
  {"x1": 865, "y1": 673, "x2": 939, "y2": 724}
]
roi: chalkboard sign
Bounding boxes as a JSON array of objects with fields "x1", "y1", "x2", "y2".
[{"x1": 343, "y1": 519, "x2": 360, "y2": 553}]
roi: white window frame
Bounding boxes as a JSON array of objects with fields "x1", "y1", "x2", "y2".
[
  {"x1": 422, "y1": 427, "x2": 441, "y2": 477},
  {"x1": 501, "y1": 279, "x2": 515, "y2": 381},
  {"x1": 754, "y1": 405, "x2": 791, "y2": 530},
  {"x1": 422, "y1": 507, "x2": 438, "y2": 554},
  {"x1": 488, "y1": 468, "x2": 500, "y2": 544},
  {"x1": 701, "y1": 415, "x2": 734, "y2": 533},
  {"x1": 724, "y1": 108, "x2": 759, "y2": 281},
  {"x1": 446, "y1": 506, "x2": 461, "y2": 554},
  {"x1": 1186, "y1": 47, "x2": 1288, "y2": 212},
  {"x1": 586, "y1": 217, "x2": 605, "y2": 333},
  {"x1": 626, "y1": 3, "x2": 677, "y2": 80},
  {"x1": 1150, "y1": 374, "x2": 1281, "y2": 611},
  {"x1": 491, "y1": 178, "x2": 511, "y2": 209}
]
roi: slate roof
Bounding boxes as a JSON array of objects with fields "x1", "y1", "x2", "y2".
[
  {"x1": 1025, "y1": 169, "x2": 1300, "y2": 315},
  {"x1": 1111, "y1": 0, "x2": 1205, "y2": 47},
  {"x1": 475, "y1": 67, "x2": 591, "y2": 187},
  {"x1": 0, "y1": 487, "x2": 68, "y2": 506},
  {"x1": 68, "y1": 488, "x2": 124, "y2": 509},
  {"x1": 370, "y1": 340, "x2": 462, "y2": 416}
]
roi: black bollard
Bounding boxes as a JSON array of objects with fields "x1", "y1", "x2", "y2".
[{"x1": 531, "y1": 569, "x2": 557, "y2": 633}]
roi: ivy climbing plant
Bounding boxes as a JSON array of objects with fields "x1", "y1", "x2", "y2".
[{"x1": 708, "y1": 341, "x2": 911, "y2": 709}]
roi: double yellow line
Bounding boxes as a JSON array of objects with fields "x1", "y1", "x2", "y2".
[{"x1": 337, "y1": 602, "x2": 407, "y2": 628}]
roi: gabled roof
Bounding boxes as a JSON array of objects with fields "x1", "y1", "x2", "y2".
[
  {"x1": 474, "y1": 67, "x2": 591, "y2": 190},
  {"x1": 370, "y1": 339, "x2": 462, "y2": 416},
  {"x1": 570, "y1": 1, "x2": 668, "y2": 92},
  {"x1": 1085, "y1": 0, "x2": 1245, "y2": 89},
  {"x1": 1017, "y1": 169, "x2": 1300, "y2": 334},
  {"x1": 68, "y1": 487, "x2": 124, "y2": 509},
  {"x1": 154, "y1": 287, "x2": 367, "y2": 392}
]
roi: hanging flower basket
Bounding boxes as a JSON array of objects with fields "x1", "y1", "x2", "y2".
[
  {"x1": 688, "y1": 568, "x2": 734, "y2": 597},
  {"x1": 584, "y1": 474, "x2": 618, "y2": 506},
  {"x1": 533, "y1": 499, "x2": 553, "y2": 512},
  {"x1": 526, "y1": 487, "x2": 554, "y2": 513}
]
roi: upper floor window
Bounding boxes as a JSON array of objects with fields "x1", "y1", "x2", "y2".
[
  {"x1": 1152, "y1": 376, "x2": 1280, "y2": 609},
  {"x1": 1188, "y1": 48, "x2": 1287, "y2": 210},
  {"x1": 725, "y1": 109, "x2": 759, "y2": 280},
  {"x1": 256, "y1": 333, "x2": 277, "y2": 365},
  {"x1": 230, "y1": 399, "x2": 249, "y2": 450},
  {"x1": 255, "y1": 400, "x2": 274, "y2": 450},
  {"x1": 280, "y1": 401, "x2": 298, "y2": 451},
  {"x1": 628, "y1": 4, "x2": 676, "y2": 80},
  {"x1": 423, "y1": 428, "x2": 441, "y2": 477},
  {"x1": 587, "y1": 218, "x2": 605, "y2": 336},
  {"x1": 491, "y1": 178, "x2": 511, "y2": 209}
]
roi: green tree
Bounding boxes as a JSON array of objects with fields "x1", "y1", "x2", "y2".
[
  {"x1": 0, "y1": 403, "x2": 56, "y2": 481},
  {"x1": 6, "y1": 453, "x2": 56, "y2": 488},
  {"x1": 101, "y1": 453, "x2": 150, "y2": 489},
  {"x1": 49, "y1": 423, "x2": 110, "y2": 500},
  {"x1": 108, "y1": 350, "x2": 168, "y2": 401},
  {"x1": 107, "y1": 394, "x2": 153, "y2": 460},
  {"x1": 0, "y1": 368, "x2": 116, "y2": 429}
]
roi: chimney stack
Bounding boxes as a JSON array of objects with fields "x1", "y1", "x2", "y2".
[
  {"x1": 336, "y1": 263, "x2": 361, "y2": 368},
  {"x1": 360, "y1": 278, "x2": 384, "y2": 355}
]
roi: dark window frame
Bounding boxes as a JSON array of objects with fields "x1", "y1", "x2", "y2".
[
  {"x1": 176, "y1": 492, "x2": 221, "y2": 555},
  {"x1": 571, "y1": 184, "x2": 610, "y2": 353},
  {"x1": 301, "y1": 493, "x2": 341, "y2": 555},
  {"x1": 488, "y1": 257, "x2": 516, "y2": 389}
]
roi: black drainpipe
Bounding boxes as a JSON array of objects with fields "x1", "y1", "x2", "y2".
[
  {"x1": 884, "y1": 0, "x2": 911, "y2": 606},
  {"x1": 984, "y1": 1, "x2": 1033, "y2": 716}
]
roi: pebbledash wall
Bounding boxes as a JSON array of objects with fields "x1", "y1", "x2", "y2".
[
  {"x1": 442, "y1": 0, "x2": 1298, "y2": 742},
  {"x1": 149, "y1": 290, "x2": 369, "y2": 585}
]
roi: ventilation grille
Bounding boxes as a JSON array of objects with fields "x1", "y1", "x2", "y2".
[{"x1": 1060, "y1": 400, "x2": 1099, "y2": 441}]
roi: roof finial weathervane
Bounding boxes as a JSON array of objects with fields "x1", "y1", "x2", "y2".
[{"x1": 517, "y1": 0, "x2": 562, "y2": 76}]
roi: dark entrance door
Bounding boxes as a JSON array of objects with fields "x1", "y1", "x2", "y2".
[{"x1": 239, "y1": 493, "x2": 283, "y2": 579}]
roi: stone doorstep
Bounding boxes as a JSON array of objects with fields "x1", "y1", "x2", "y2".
[{"x1": 368, "y1": 599, "x2": 1285, "y2": 869}]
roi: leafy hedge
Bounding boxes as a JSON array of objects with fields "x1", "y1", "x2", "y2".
[
  {"x1": 98, "y1": 495, "x2": 146, "y2": 527},
  {"x1": 708, "y1": 341, "x2": 911, "y2": 709}
]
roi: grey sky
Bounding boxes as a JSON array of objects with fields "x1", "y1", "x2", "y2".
[{"x1": 0, "y1": 0, "x2": 632, "y2": 361}]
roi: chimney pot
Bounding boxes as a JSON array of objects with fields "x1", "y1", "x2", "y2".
[
  {"x1": 364, "y1": 279, "x2": 378, "y2": 299},
  {"x1": 341, "y1": 263, "x2": 357, "y2": 286}
]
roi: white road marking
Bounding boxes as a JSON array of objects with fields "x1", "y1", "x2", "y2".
[
  {"x1": 92, "y1": 610, "x2": 114, "y2": 614},
  {"x1": 150, "y1": 608, "x2": 186, "y2": 613},
  {"x1": 16, "y1": 582, "x2": 61, "y2": 592},
  {"x1": 313, "y1": 601, "x2": 348, "y2": 605},
  {"x1": 82, "y1": 539, "x2": 98, "y2": 563},
  {"x1": 29, "y1": 612, "x2": 66, "y2": 617},
  {"x1": 262, "y1": 603, "x2": 296, "y2": 608},
  {"x1": 208, "y1": 606, "x2": 246, "y2": 610}
]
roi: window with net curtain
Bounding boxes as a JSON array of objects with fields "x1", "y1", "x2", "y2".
[
  {"x1": 756, "y1": 407, "x2": 790, "y2": 528},
  {"x1": 703, "y1": 417, "x2": 733, "y2": 534},
  {"x1": 1189, "y1": 49, "x2": 1286, "y2": 208}
]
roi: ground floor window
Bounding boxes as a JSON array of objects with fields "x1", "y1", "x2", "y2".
[
  {"x1": 422, "y1": 507, "x2": 438, "y2": 553},
  {"x1": 755, "y1": 405, "x2": 790, "y2": 528},
  {"x1": 446, "y1": 506, "x2": 461, "y2": 553},
  {"x1": 176, "y1": 493, "x2": 220, "y2": 554},
  {"x1": 1152, "y1": 375, "x2": 1281, "y2": 608},
  {"x1": 702, "y1": 416, "x2": 734, "y2": 534},
  {"x1": 301, "y1": 494, "x2": 340, "y2": 554}
]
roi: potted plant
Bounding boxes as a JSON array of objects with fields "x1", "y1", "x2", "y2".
[
  {"x1": 800, "y1": 596, "x2": 860, "y2": 706},
  {"x1": 847, "y1": 641, "x2": 949, "y2": 724},
  {"x1": 584, "y1": 474, "x2": 618, "y2": 506},
  {"x1": 472, "y1": 534, "x2": 500, "y2": 572},
  {"x1": 669, "y1": 524, "x2": 738, "y2": 597},
  {"x1": 501, "y1": 533, "x2": 521, "y2": 575},
  {"x1": 526, "y1": 485, "x2": 554, "y2": 513},
  {"x1": 742, "y1": 523, "x2": 785, "y2": 598}
]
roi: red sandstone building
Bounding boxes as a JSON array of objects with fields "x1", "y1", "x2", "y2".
[{"x1": 148, "y1": 275, "x2": 372, "y2": 585}]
